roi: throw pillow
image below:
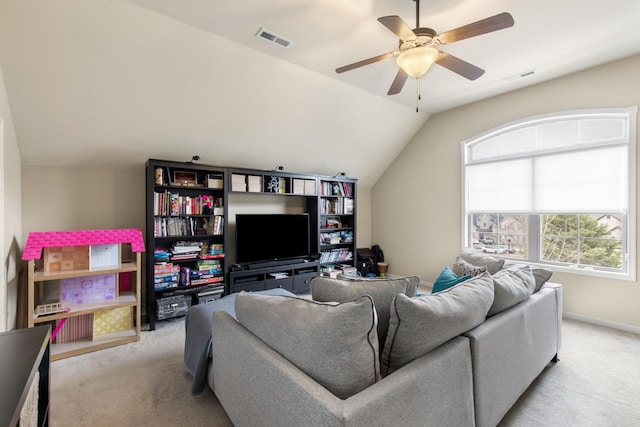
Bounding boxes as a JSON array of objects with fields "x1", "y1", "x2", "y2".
[
  {"x1": 381, "y1": 272, "x2": 494, "y2": 376},
  {"x1": 235, "y1": 293, "x2": 379, "y2": 399},
  {"x1": 488, "y1": 264, "x2": 536, "y2": 316},
  {"x1": 502, "y1": 262, "x2": 553, "y2": 293},
  {"x1": 452, "y1": 257, "x2": 487, "y2": 277},
  {"x1": 311, "y1": 275, "x2": 419, "y2": 351},
  {"x1": 458, "y1": 252, "x2": 505, "y2": 275},
  {"x1": 532, "y1": 267, "x2": 553, "y2": 292},
  {"x1": 431, "y1": 267, "x2": 471, "y2": 293}
]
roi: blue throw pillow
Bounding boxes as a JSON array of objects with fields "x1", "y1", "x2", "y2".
[{"x1": 432, "y1": 267, "x2": 471, "y2": 293}]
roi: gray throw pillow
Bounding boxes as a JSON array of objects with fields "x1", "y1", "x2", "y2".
[
  {"x1": 311, "y1": 275, "x2": 419, "y2": 351},
  {"x1": 381, "y1": 272, "x2": 494, "y2": 376},
  {"x1": 452, "y1": 257, "x2": 487, "y2": 277},
  {"x1": 502, "y1": 261, "x2": 553, "y2": 293},
  {"x1": 488, "y1": 264, "x2": 536, "y2": 316},
  {"x1": 235, "y1": 293, "x2": 379, "y2": 399},
  {"x1": 458, "y1": 252, "x2": 505, "y2": 275}
]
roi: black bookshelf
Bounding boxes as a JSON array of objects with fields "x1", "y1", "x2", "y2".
[
  {"x1": 145, "y1": 159, "x2": 228, "y2": 330},
  {"x1": 145, "y1": 161, "x2": 358, "y2": 328}
]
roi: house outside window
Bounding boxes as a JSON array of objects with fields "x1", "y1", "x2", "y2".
[{"x1": 462, "y1": 107, "x2": 637, "y2": 280}]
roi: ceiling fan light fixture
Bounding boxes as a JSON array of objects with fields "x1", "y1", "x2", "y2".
[{"x1": 396, "y1": 46, "x2": 439, "y2": 78}]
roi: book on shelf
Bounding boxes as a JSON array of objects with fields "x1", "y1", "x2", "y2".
[
  {"x1": 320, "y1": 181, "x2": 353, "y2": 197},
  {"x1": 319, "y1": 248, "x2": 353, "y2": 264},
  {"x1": 190, "y1": 276, "x2": 224, "y2": 286},
  {"x1": 154, "y1": 191, "x2": 223, "y2": 217}
]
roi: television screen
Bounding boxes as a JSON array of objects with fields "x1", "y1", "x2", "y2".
[{"x1": 235, "y1": 214, "x2": 311, "y2": 265}]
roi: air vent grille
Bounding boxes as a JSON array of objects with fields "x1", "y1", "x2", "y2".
[
  {"x1": 504, "y1": 69, "x2": 536, "y2": 81},
  {"x1": 255, "y1": 27, "x2": 293, "y2": 48}
]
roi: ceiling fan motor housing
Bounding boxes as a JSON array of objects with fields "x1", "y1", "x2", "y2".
[{"x1": 399, "y1": 27, "x2": 437, "y2": 51}]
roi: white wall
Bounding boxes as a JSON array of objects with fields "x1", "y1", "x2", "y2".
[
  {"x1": 22, "y1": 164, "x2": 146, "y2": 240},
  {"x1": 372, "y1": 54, "x2": 640, "y2": 330},
  {"x1": 0, "y1": 65, "x2": 22, "y2": 331}
]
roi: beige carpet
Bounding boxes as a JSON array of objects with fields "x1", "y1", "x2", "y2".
[{"x1": 50, "y1": 317, "x2": 640, "y2": 426}]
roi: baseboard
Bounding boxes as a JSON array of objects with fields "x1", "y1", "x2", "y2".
[{"x1": 563, "y1": 311, "x2": 640, "y2": 335}]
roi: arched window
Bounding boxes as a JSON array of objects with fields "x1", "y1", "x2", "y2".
[{"x1": 462, "y1": 107, "x2": 637, "y2": 280}]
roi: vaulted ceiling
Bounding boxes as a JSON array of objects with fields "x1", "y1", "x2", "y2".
[{"x1": 1, "y1": 0, "x2": 639, "y2": 187}]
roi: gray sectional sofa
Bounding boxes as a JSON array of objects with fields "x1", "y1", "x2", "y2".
[{"x1": 186, "y1": 255, "x2": 562, "y2": 427}]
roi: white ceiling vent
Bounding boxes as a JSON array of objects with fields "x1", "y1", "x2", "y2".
[
  {"x1": 503, "y1": 69, "x2": 536, "y2": 82},
  {"x1": 255, "y1": 27, "x2": 293, "y2": 48}
]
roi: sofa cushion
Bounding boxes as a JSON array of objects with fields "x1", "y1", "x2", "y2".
[
  {"x1": 381, "y1": 272, "x2": 494, "y2": 376},
  {"x1": 532, "y1": 267, "x2": 553, "y2": 292},
  {"x1": 431, "y1": 267, "x2": 471, "y2": 293},
  {"x1": 488, "y1": 264, "x2": 536, "y2": 316},
  {"x1": 503, "y1": 261, "x2": 553, "y2": 293},
  {"x1": 235, "y1": 293, "x2": 380, "y2": 399},
  {"x1": 452, "y1": 257, "x2": 487, "y2": 277},
  {"x1": 458, "y1": 252, "x2": 505, "y2": 275},
  {"x1": 311, "y1": 275, "x2": 419, "y2": 351},
  {"x1": 334, "y1": 274, "x2": 420, "y2": 297}
]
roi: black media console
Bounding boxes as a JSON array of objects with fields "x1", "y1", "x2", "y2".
[{"x1": 228, "y1": 260, "x2": 320, "y2": 294}]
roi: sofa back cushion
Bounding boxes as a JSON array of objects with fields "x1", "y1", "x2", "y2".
[
  {"x1": 381, "y1": 273, "x2": 494, "y2": 376},
  {"x1": 311, "y1": 275, "x2": 419, "y2": 351},
  {"x1": 457, "y1": 252, "x2": 505, "y2": 275},
  {"x1": 488, "y1": 264, "x2": 536, "y2": 316},
  {"x1": 235, "y1": 293, "x2": 380, "y2": 399},
  {"x1": 503, "y1": 261, "x2": 553, "y2": 293}
]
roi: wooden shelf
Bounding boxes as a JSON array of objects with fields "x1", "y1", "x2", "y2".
[
  {"x1": 32, "y1": 293, "x2": 137, "y2": 324},
  {"x1": 33, "y1": 260, "x2": 138, "y2": 282},
  {"x1": 51, "y1": 328, "x2": 137, "y2": 361}
]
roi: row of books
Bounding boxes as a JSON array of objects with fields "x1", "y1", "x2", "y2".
[
  {"x1": 154, "y1": 262, "x2": 180, "y2": 290},
  {"x1": 319, "y1": 248, "x2": 353, "y2": 264},
  {"x1": 154, "y1": 216, "x2": 224, "y2": 237},
  {"x1": 320, "y1": 181, "x2": 353, "y2": 197},
  {"x1": 154, "y1": 260, "x2": 224, "y2": 290},
  {"x1": 153, "y1": 191, "x2": 223, "y2": 216},
  {"x1": 320, "y1": 197, "x2": 354, "y2": 215},
  {"x1": 321, "y1": 231, "x2": 354, "y2": 244}
]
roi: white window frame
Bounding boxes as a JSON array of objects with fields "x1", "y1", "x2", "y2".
[{"x1": 461, "y1": 107, "x2": 637, "y2": 281}]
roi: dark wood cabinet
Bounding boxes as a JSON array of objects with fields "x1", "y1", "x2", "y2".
[
  {"x1": 0, "y1": 325, "x2": 51, "y2": 427},
  {"x1": 229, "y1": 262, "x2": 320, "y2": 295},
  {"x1": 145, "y1": 161, "x2": 357, "y2": 327}
]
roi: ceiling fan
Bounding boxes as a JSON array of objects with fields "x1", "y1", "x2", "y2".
[{"x1": 336, "y1": 0, "x2": 514, "y2": 97}]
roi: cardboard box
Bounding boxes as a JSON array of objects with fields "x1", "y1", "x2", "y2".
[{"x1": 205, "y1": 178, "x2": 224, "y2": 189}]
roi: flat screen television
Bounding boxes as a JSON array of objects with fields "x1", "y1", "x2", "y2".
[{"x1": 235, "y1": 213, "x2": 311, "y2": 265}]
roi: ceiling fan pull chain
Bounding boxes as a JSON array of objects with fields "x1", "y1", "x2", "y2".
[{"x1": 416, "y1": 77, "x2": 421, "y2": 113}]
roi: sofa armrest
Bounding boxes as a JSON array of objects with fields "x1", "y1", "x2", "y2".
[
  {"x1": 210, "y1": 311, "x2": 474, "y2": 427},
  {"x1": 463, "y1": 284, "x2": 562, "y2": 427}
]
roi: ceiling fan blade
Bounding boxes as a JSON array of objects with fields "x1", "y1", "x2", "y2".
[
  {"x1": 435, "y1": 51, "x2": 485, "y2": 80},
  {"x1": 336, "y1": 52, "x2": 396, "y2": 73},
  {"x1": 438, "y1": 12, "x2": 514, "y2": 45},
  {"x1": 387, "y1": 69, "x2": 409, "y2": 95},
  {"x1": 378, "y1": 16, "x2": 416, "y2": 41}
]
